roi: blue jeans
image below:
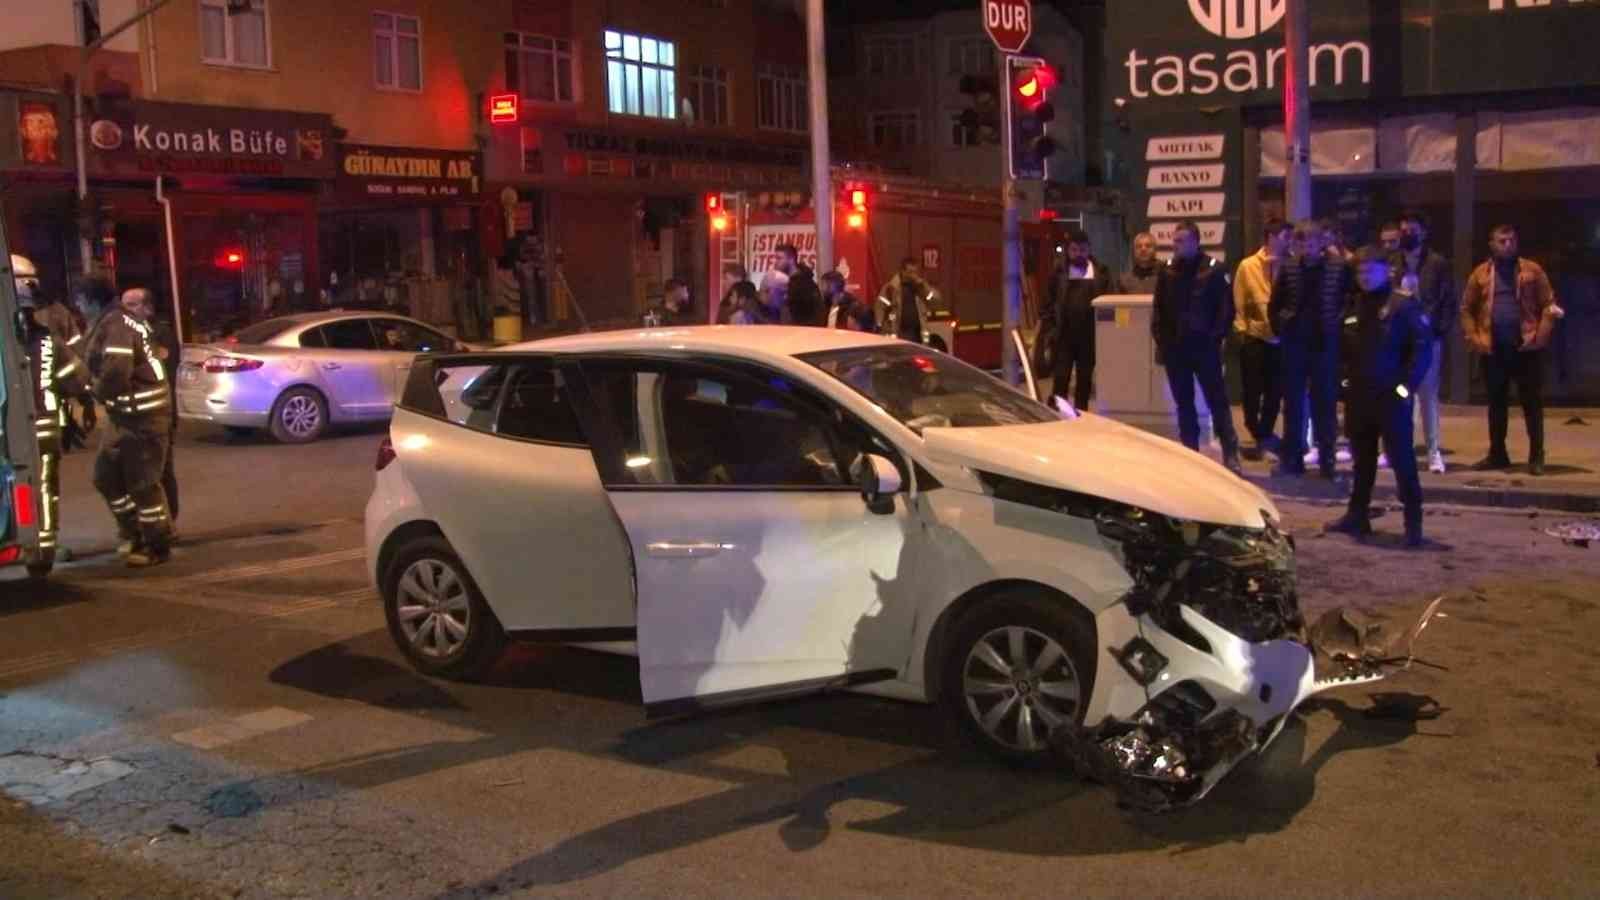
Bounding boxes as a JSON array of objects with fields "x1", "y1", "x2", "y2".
[
  {"x1": 1163, "y1": 340, "x2": 1238, "y2": 455},
  {"x1": 1281, "y1": 341, "x2": 1339, "y2": 466},
  {"x1": 1414, "y1": 337, "x2": 1443, "y2": 457}
]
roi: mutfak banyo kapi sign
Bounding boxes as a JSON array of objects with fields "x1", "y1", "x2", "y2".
[
  {"x1": 1107, "y1": 0, "x2": 1600, "y2": 114},
  {"x1": 87, "y1": 99, "x2": 336, "y2": 179}
]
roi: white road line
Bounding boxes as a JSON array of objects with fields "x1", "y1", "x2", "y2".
[
  {"x1": 163, "y1": 547, "x2": 368, "y2": 586},
  {"x1": 170, "y1": 707, "x2": 313, "y2": 750}
]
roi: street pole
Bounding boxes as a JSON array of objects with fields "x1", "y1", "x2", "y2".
[
  {"x1": 74, "y1": 0, "x2": 179, "y2": 281},
  {"x1": 1283, "y1": 0, "x2": 1312, "y2": 221},
  {"x1": 999, "y1": 49, "x2": 1021, "y2": 387},
  {"x1": 805, "y1": 0, "x2": 833, "y2": 275}
]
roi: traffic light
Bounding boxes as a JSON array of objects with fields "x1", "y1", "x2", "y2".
[
  {"x1": 843, "y1": 184, "x2": 869, "y2": 229},
  {"x1": 1006, "y1": 56, "x2": 1056, "y2": 180}
]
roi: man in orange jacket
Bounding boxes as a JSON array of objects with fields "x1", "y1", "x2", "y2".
[{"x1": 1461, "y1": 224, "x2": 1564, "y2": 476}]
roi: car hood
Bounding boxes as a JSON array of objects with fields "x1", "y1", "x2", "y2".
[{"x1": 919, "y1": 414, "x2": 1276, "y2": 528}]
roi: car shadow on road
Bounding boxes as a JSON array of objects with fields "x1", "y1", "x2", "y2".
[
  {"x1": 190, "y1": 420, "x2": 388, "y2": 447},
  {"x1": 0, "y1": 578, "x2": 95, "y2": 616},
  {"x1": 265, "y1": 630, "x2": 1444, "y2": 893}
]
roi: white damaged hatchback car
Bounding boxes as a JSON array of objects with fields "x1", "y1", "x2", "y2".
[{"x1": 366, "y1": 326, "x2": 1386, "y2": 809}]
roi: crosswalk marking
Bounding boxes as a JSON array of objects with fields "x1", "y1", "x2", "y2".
[{"x1": 171, "y1": 707, "x2": 313, "y2": 750}]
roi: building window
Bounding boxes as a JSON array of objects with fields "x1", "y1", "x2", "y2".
[
  {"x1": 200, "y1": 0, "x2": 270, "y2": 69},
  {"x1": 870, "y1": 111, "x2": 920, "y2": 150},
  {"x1": 865, "y1": 35, "x2": 916, "y2": 76},
  {"x1": 373, "y1": 12, "x2": 422, "y2": 91},
  {"x1": 604, "y1": 29, "x2": 676, "y2": 120},
  {"x1": 948, "y1": 38, "x2": 994, "y2": 76},
  {"x1": 757, "y1": 63, "x2": 806, "y2": 133},
  {"x1": 505, "y1": 33, "x2": 574, "y2": 104},
  {"x1": 683, "y1": 65, "x2": 729, "y2": 126}
]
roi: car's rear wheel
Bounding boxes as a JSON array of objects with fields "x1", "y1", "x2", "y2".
[
  {"x1": 269, "y1": 387, "x2": 327, "y2": 443},
  {"x1": 382, "y1": 535, "x2": 506, "y2": 681},
  {"x1": 941, "y1": 590, "x2": 1095, "y2": 765}
]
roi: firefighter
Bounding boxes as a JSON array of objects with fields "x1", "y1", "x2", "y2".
[
  {"x1": 85, "y1": 287, "x2": 175, "y2": 567},
  {"x1": 13, "y1": 260, "x2": 96, "y2": 566}
]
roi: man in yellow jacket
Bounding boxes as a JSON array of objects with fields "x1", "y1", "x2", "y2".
[
  {"x1": 1461, "y1": 223, "x2": 1563, "y2": 476},
  {"x1": 1233, "y1": 218, "x2": 1292, "y2": 459}
]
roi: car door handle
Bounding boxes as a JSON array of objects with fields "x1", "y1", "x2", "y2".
[
  {"x1": 645, "y1": 541, "x2": 726, "y2": 559},
  {"x1": 322, "y1": 362, "x2": 342, "y2": 370}
]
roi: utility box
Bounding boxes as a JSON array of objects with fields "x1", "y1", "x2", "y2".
[{"x1": 1092, "y1": 293, "x2": 1218, "y2": 443}]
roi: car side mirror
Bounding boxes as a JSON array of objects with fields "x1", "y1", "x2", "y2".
[{"x1": 856, "y1": 453, "x2": 902, "y2": 515}]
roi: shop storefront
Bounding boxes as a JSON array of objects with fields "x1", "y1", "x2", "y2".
[
  {"x1": 485, "y1": 122, "x2": 807, "y2": 331},
  {"x1": 1104, "y1": 0, "x2": 1600, "y2": 401},
  {"x1": 321, "y1": 144, "x2": 483, "y2": 338},
  {"x1": 0, "y1": 89, "x2": 77, "y2": 296},
  {"x1": 82, "y1": 98, "x2": 335, "y2": 340}
]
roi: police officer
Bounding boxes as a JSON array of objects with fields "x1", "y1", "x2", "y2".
[
  {"x1": 1325, "y1": 247, "x2": 1434, "y2": 548},
  {"x1": 14, "y1": 260, "x2": 96, "y2": 568},
  {"x1": 85, "y1": 286, "x2": 175, "y2": 567}
]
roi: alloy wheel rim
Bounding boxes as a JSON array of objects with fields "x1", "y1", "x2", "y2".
[
  {"x1": 962, "y1": 625, "x2": 1080, "y2": 752},
  {"x1": 282, "y1": 395, "x2": 320, "y2": 438},
  {"x1": 395, "y1": 558, "x2": 471, "y2": 659}
]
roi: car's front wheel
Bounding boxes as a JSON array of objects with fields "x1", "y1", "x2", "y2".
[
  {"x1": 941, "y1": 590, "x2": 1095, "y2": 764},
  {"x1": 382, "y1": 535, "x2": 506, "y2": 681}
]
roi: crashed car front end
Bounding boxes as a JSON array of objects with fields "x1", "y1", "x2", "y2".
[{"x1": 981, "y1": 473, "x2": 1403, "y2": 812}]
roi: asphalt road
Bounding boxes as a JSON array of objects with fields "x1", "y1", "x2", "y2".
[{"x1": 3, "y1": 420, "x2": 1598, "y2": 898}]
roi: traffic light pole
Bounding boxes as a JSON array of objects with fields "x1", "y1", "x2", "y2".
[
  {"x1": 1001, "y1": 176, "x2": 1022, "y2": 387},
  {"x1": 805, "y1": 0, "x2": 833, "y2": 275}
]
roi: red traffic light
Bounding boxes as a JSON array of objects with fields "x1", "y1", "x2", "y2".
[
  {"x1": 849, "y1": 189, "x2": 867, "y2": 209},
  {"x1": 214, "y1": 248, "x2": 245, "y2": 269},
  {"x1": 711, "y1": 213, "x2": 730, "y2": 232},
  {"x1": 1018, "y1": 76, "x2": 1039, "y2": 99},
  {"x1": 705, "y1": 194, "x2": 721, "y2": 212},
  {"x1": 489, "y1": 93, "x2": 519, "y2": 124}
]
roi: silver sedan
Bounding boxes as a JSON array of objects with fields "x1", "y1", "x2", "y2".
[{"x1": 177, "y1": 311, "x2": 473, "y2": 443}]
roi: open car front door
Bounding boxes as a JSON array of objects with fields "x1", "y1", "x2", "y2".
[{"x1": 573, "y1": 356, "x2": 922, "y2": 718}]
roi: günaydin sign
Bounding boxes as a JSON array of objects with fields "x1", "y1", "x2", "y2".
[
  {"x1": 336, "y1": 143, "x2": 481, "y2": 202},
  {"x1": 1148, "y1": 191, "x2": 1226, "y2": 217},
  {"x1": 1147, "y1": 163, "x2": 1226, "y2": 189},
  {"x1": 1146, "y1": 134, "x2": 1225, "y2": 161}
]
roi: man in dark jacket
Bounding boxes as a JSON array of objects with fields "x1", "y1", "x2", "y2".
[
  {"x1": 776, "y1": 244, "x2": 824, "y2": 326},
  {"x1": 643, "y1": 277, "x2": 693, "y2": 328},
  {"x1": 131, "y1": 291, "x2": 182, "y2": 527},
  {"x1": 1151, "y1": 221, "x2": 1242, "y2": 473},
  {"x1": 1395, "y1": 211, "x2": 1455, "y2": 474},
  {"x1": 1035, "y1": 228, "x2": 1114, "y2": 411},
  {"x1": 1326, "y1": 247, "x2": 1434, "y2": 547},
  {"x1": 1269, "y1": 219, "x2": 1351, "y2": 478}
]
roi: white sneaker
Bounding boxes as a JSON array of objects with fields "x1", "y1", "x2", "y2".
[
  {"x1": 1303, "y1": 447, "x2": 1321, "y2": 466},
  {"x1": 1428, "y1": 451, "x2": 1446, "y2": 474},
  {"x1": 1378, "y1": 453, "x2": 1390, "y2": 469},
  {"x1": 1336, "y1": 447, "x2": 1353, "y2": 464}
]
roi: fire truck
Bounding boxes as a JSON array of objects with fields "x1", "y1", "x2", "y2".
[
  {"x1": 1, "y1": 218, "x2": 49, "y2": 578},
  {"x1": 705, "y1": 171, "x2": 1118, "y2": 370}
]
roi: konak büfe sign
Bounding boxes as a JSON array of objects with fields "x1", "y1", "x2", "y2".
[
  {"x1": 336, "y1": 143, "x2": 482, "y2": 203},
  {"x1": 87, "y1": 99, "x2": 335, "y2": 179}
]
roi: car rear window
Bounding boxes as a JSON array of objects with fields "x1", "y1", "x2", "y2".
[
  {"x1": 401, "y1": 357, "x2": 587, "y2": 446},
  {"x1": 232, "y1": 318, "x2": 298, "y2": 345}
]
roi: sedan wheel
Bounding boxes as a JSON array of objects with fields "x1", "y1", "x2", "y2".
[
  {"x1": 942, "y1": 591, "x2": 1096, "y2": 764},
  {"x1": 382, "y1": 535, "x2": 506, "y2": 680},
  {"x1": 270, "y1": 388, "x2": 327, "y2": 443}
]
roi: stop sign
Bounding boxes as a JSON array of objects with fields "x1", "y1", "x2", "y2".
[{"x1": 981, "y1": 0, "x2": 1033, "y2": 54}]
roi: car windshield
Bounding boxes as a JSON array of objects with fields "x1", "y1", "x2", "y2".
[
  {"x1": 801, "y1": 344, "x2": 1059, "y2": 433},
  {"x1": 232, "y1": 318, "x2": 298, "y2": 345}
]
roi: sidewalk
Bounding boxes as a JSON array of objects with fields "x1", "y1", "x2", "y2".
[{"x1": 1226, "y1": 405, "x2": 1600, "y2": 512}]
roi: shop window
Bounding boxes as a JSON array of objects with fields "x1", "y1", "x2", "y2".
[
  {"x1": 683, "y1": 65, "x2": 729, "y2": 126},
  {"x1": 505, "y1": 32, "x2": 574, "y2": 104},
  {"x1": 865, "y1": 35, "x2": 917, "y2": 76},
  {"x1": 947, "y1": 38, "x2": 993, "y2": 77},
  {"x1": 373, "y1": 12, "x2": 422, "y2": 92},
  {"x1": 200, "y1": 0, "x2": 270, "y2": 69},
  {"x1": 870, "y1": 111, "x2": 920, "y2": 151},
  {"x1": 604, "y1": 29, "x2": 676, "y2": 120},
  {"x1": 757, "y1": 63, "x2": 806, "y2": 134}
]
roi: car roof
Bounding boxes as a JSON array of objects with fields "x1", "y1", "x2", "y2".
[
  {"x1": 502, "y1": 325, "x2": 899, "y2": 359},
  {"x1": 270, "y1": 310, "x2": 425, "y2": 328}
]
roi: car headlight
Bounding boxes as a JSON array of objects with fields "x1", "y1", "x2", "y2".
[{"x1": 978, "y1": 471, "x2": 1303, "y2": 647}]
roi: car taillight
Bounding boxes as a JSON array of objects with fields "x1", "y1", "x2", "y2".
[
  {"x1": 203, "y1": 356, "x2": 264, "y2": 374},
  {"x1": 14, "y1": 483, "x2": 35, "y2": 529},
  {"x1": 376, "y1": 437, "x2": 397, "y2": 471},
  {"x1": 0, "y1": 546, "x2": 20, "y2": 565}
]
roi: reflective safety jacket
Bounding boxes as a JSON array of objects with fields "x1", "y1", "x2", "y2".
[
  {"x1": 87, "y1": 312, "x2": 173, "y2": 428},
  {"x1": 28, "y1": 326, "x2": 89, "y2": 443}
]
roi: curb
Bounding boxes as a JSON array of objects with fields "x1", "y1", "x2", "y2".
[{"x1": 1245, "y1": 475, "x2": 1600, "y2": 514}]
